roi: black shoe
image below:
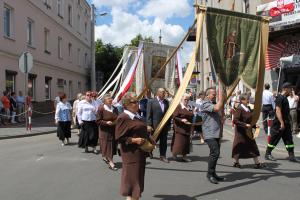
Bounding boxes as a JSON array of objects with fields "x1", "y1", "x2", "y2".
[
  {"x1": 213, "y1": 174, "x2": 226, "y2": 181},
  {"x1": 265, "y1": 154, "x2": 276, "y2": 161},
  {"x1": 233, "y1": 162, "x2": 241, "y2": 168},
  {"x1": 254, "y1": 163, "x2": 266, "y2": 169},
  {"x1": 289, "y1": 156, "x2": 300, "y2": 163},
  {"x1": 207, "y1": 176, "x2": 218, "y2": 184},
  {"x1": 149, "y1": 152, "x2": 153, "y2": 159},
  {"x1": 84, "y1": 147, "x2": 89, "y2": 153}
]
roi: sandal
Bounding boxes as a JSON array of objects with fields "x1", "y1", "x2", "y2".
[
  {"x1": 254, "y1": 163, "x2": 266, "y2": 169},
  {"x1": 103, "y1": 158, "x2": 109, "y2": 164},
  {"x1": 108, "y1": 163, "x2": 118, "y2": 171},
  {"x1": 233, "y1": 162, "x2": 241, "y2": 168}
]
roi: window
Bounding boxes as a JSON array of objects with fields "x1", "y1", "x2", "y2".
[
  {"x1": 44, "y1": 0, "x2": 52, "y2": 9},
  {"x1": 78, "y1": 81, "x2": 82, "y2": 92},
  {"x1": 28, "y1": 74, "x2": 37, "y2": 100},
  {"x1": 77, "y1": 0, "x2": 81, "y2": 6},
  {"x1": 44, "y1": 28, "x2": 50, "y2": 53},
  {"x1": 58, "y1": 37, "x2": 62, "y2": 58},
  {"x1": 77, "y1": 14, "x2": 81, "y2": 33},
  {"x1": 77, "y1": 48, "x2": 81, "y2": 66},
  {"x1": 57, "y1": 78, "x2": 64, "y2": 88},
  {"x1": 57, "y1": 0, "x2": 63, "y2": 17},
  {"x1": 68, "y1": 43, "x2": 72, "y2": 61},
  {"x1": 84, "y1": 52, "x2": 88, "y2": 65},
  {"x1": 68, "y1": 5, "x2": 72, "y2": 26},
  {"x1": 84, "y1": 22, "x2": 87, "y2": 35},
  {"x1": 69, "y1": 81, "x2": 73, "y2": 99},
  {"x1": 5, "y1": 70, "x2": 17, "y2": 92},
  {"x1": 3, "y1": 4, "x2": 13, "y2": 38},
  {"x1": 45, "y1": 77, "x2": 52, "y2": 100},
  {"x1": 27, "y1": 18, "x2": 34, "y2": 46}
]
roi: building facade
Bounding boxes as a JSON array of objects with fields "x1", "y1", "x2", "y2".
[
  {"x1": 257, "y1": 0, "x2": 300, "y2": 92},
  {"x1": 0, "y1": 0, "x2": 91, "y2": 107}
]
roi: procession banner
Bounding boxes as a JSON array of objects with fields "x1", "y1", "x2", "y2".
[
  {"x1": 113, "y1": 42, "x2": 144, "y2": 102},
  {"x1": 206, "y1": 7, "x2": 269, "y2": 125},
  {"x1": 176, "y1": 50, "x2": 183, "y2": 86},
  {"x1": 152, "y1": 6, "x2": 206, "y2": 139},
  {"x1": 98, "y1": 47, "x2": 127, "y2": 96},
  {"x1": 137, "y1": 20, "x2": 197, "y2": 99},
  {"x1": 98, "y1": 51, "x2": 133, "y2": 99}
]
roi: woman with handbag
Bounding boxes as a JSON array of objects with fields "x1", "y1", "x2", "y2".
[
  {"x1": 232, "y1": 93, "x2": 265, "y2": 169},
  {"x1": 97, "y1": 94, "x2": 118, "y2": 171},
  {"x1": 171, "y1": 93, "x2": 194, "y2": 162},
  {"x1": 115, "y1": 92, "x2": 155, "y2": 200}
]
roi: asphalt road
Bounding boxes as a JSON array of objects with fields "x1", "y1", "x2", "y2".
[{"x1": 0, "y1": 127, "x2": 300, "y2": 200}]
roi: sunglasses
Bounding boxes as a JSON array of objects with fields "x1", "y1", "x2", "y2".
[{"x1": 86, "y1": 94, "x2": 92, "y2": 97}]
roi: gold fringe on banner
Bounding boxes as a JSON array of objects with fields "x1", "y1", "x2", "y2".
[{"x1": 251, "y1": 17, "x2": 270, "y2": 125}]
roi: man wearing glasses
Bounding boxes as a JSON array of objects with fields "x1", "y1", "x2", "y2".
[{"x1": 147, "y1": 88, "x2": 171, "y2": 163}]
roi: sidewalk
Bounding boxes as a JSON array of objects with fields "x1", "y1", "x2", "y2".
[{"x1": 0, "y1": 114, "x2": 56, "y2": 140}]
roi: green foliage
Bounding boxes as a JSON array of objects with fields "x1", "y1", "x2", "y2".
[
  {"x1": 95, "y1": 34, "x2": 153, "y2": 85},
  {"x1": 130, "y1": 34, "x2": 154, "y2": 47},
  {"x1": 95, "y1": 39, "x2": 123, "y2": 83}
]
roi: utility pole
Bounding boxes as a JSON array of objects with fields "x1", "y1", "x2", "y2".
[{"x1": 91, "y1": 4, "x2": 96, "y2": 91}]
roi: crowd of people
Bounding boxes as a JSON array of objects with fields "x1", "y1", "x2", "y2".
[
  {"x1": 0, "y1": 90, "x2": 26, "y2": 126},
  {"x1": 52, "y1": 84, "x2": 299, "y2": 200}
]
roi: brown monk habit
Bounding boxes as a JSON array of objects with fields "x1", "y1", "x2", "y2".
[
  {"x1": 232, "y1": 106, "x2": 260, "y2": 159},
  {"x1": 115, "y1": 112, "x2": 149, "y2": 199},
  {"x1": 171, "y1": 105, "x2": 194, "y2": 155},
  {"x1": 96, "y1": 105, "x2": 118, "y2": 160}
]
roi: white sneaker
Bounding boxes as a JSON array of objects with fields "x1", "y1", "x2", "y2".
[
  {"x1": 61, "y1": 143, "x2": 65, "y2": 146},
  {"x1": 296, "y1": 133, "x2": 300, "y2": 138}
]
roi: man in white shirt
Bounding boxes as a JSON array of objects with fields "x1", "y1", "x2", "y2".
[
  {"x1": 261, "y1": 83, "x2": 275, "y2": 134},
  {"x1": 287, "y1": 89, "x2": 299, "y2": 135}
]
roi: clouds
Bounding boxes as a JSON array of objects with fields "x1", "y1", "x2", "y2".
[
  {"x1": 95, "y1": 8, "x2": 185, "y2": 46},
  {"x1": 91, "y1": 0, "x2": 137, "y2": 9},
  {"x1": 138, "y1": 0, "x2": 191, "y2": 20},
  {"x1": 93, "y1": 0, "x2": 193, "y2": 49}
]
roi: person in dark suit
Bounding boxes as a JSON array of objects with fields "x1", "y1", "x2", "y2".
[{"x1": 147, "y1": 88, "x2": 171, "y2": 163}]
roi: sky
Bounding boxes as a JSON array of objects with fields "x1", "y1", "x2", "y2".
[{"x1": 88, "y1": 0, "x2": 195, "y2": 47}]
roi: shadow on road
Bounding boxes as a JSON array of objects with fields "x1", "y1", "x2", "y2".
[
  {"x1": 153, "y1": 194, "x2": 197, "y2": 200},
  {"x1": 153, "y1": 162, "x2": 300, "y2": 199}
]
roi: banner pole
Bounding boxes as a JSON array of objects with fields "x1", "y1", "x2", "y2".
[
  {"x1": 152, "y1": 5, "x2": 206, "y2": 140},
  {"x1": 137, "y1": 20, "x2": 197, "y2": 100}
]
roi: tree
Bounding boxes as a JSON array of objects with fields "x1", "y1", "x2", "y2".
[
  {"x1": 95, "y1": 39, "x2": 123, "y2": 88},
  {"x1": 130, "y1": 34, "x2": 154, "y2": 47}
]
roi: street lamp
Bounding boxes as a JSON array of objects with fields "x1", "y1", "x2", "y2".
[{"x1": 91, "y1": 4, "x2": 107, "y2": 91}]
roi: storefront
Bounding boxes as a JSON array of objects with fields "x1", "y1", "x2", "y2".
[{"x1": 257, "y1": 0, "x2": 300, "y2": 93}]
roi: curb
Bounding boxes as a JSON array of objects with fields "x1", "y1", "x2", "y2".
[{"x1": 0, "y1": 130, "x2": 56, "y2": 140}]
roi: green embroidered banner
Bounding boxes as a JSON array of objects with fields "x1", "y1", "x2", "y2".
[{"x1": 206, "y1": 7, "x2": 263, "y2": 89}]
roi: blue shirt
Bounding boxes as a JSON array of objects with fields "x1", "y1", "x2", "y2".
[{"x1": 55, "y1": 102, "x2": 72, "y2": 122}]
